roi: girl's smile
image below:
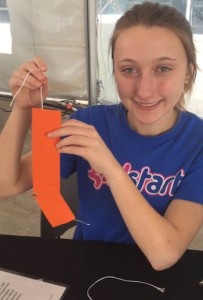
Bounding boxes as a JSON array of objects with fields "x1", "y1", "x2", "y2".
[{"x1": 133, "y1": 99, "x2": 164, "y2": 110}]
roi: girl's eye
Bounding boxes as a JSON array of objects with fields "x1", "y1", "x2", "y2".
[
  {"x1": 122, "y1": 67, "x2": 136, "y2": 74},
  {"x1": 158, "y1": 66, "x2": 171, "y2": 72}
]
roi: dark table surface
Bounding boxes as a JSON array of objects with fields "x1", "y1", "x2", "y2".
[{"x1": 0, "y1": 234, "x2": 202, "y2": 299}]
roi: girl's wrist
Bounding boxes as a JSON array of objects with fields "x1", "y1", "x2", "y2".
[
  {"x1": 12, "y1": 102, "x2": 33, "y2": 112},
  {"x1": 104, "y1": 161, "x2": 126, "y2": 186}
]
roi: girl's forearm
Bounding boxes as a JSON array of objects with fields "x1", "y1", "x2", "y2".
[
  {"x1": 105, "y1": 164, "x2": 183, "y2": 270},
  {"x1": 0, "y1": 105, "x2": 32, "y2": 197}
]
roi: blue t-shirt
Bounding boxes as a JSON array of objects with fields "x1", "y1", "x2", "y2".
[{"x1": 60, "y1": 104, "x2": 203, "y2": 243}]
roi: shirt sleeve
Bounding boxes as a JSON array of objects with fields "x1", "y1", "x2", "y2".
[
  {"x1": 173, "y1": 152, "x2": 203, "y2": 205},
  {"x1": 60, "y1": 107, "x2": 90, "y2": 178}
]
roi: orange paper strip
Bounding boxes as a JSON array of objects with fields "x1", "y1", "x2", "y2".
[
  {"x1": 32, "y1": 108, "x2": 75, "y2": 227},
  {"x1": 33, "y1": 184, "x2": 75, "y2": 227}
]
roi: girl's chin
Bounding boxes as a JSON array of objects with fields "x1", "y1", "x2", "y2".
[
  {"x1": 127, "y1": 109, "x2": 177, "y2": 135},
  {"x1": 127, "y1": 109, "x2": 162, "y2": 125}
]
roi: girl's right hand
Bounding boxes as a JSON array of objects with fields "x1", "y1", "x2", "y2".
[{"x1": 9, "y1": 56, "x2": 49, "y2": 109}]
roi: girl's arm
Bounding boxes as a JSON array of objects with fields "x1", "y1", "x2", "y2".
[
  {"x1": 0, "y1": 57, "x2": 48, "y2": 199},
  {"x1": 48, "y1": 118, "x2": 203, "y2": 270}
]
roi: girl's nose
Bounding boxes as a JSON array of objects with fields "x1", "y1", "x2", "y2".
[{"x1": 136, "y1": 74, "x2": 156, "y2": 100}]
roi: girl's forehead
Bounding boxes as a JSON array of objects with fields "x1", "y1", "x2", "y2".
[
  {"x1": 114, "y1": 26, "x2": 187, "y2": 62},
  {"x1": 115, "y1": 25, "x2": 179, "y2": 45}
]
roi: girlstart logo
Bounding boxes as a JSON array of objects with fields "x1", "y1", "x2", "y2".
[{"x1": 88, "y1": 162, "x2": 185, "y2": 197}]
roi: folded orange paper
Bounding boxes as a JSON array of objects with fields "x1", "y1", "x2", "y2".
[{"x1": 32, "y1": 108, "x2": 75, "y2": 227}]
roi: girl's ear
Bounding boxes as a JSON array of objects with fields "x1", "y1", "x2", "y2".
[
  {"x1": 185, "y1": 63, "x2": 194, "y2": 82},
  {"x1": 184, "y1": 63, "x2": 195, "y2": 93}
]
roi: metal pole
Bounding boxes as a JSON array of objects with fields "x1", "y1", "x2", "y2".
[{"x1": 86, "y1": 0, "x2": 98, "y2": 105}]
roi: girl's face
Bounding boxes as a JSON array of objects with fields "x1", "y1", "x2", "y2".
[{"x1": 114, "y1": 25, "x2": 189, "y2": 135}]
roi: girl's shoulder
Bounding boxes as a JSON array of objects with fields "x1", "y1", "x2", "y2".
[
  {"x1": 72, "y1": 103, "x2": 122, "y2": 123},
  {"x1": 182, "y1": 110, "x2": 203, "y2": 130}
]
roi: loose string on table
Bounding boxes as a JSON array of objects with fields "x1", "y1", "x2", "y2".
[{"x1": 87, "y1": 275, "x2": 165, "y2": 300}]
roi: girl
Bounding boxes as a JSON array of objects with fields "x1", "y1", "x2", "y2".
[{"x1": 0, "y1": 2, "x2": 202, "y2": 270}]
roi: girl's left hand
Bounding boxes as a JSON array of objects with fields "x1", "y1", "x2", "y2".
[{"x1": 48, "y1": 118, "x2": 120, "y2": 177}]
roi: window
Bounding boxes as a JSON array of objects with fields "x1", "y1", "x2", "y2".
[
  {"x1": 0, "y1": 0, "x2": 11, "y2": 54},
  {"x1": 99, "y1": 0, "x2": 187, "y2": 15},
  {"x1": 190, "y1": 0, "x2": 203, "y2": 34},
  {"x1": 0, "y1": 0, "x2": 9, "y2": 23}
]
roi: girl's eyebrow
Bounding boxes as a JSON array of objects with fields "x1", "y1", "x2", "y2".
[
  {"x1": 117, "y1": 58, "x2": 137, "y2": 64},
  {"x1": 117, "y1": 57, "x2": 178, "y2": 64},
  {"x1": 156, "y1": 57, "x2": 178, "y2": 62}
]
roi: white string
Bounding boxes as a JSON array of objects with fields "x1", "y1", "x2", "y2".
[
  {"x1": 39, "y1": 85, "x2": 43, "y2": 109},
  {"x1": 75, "y1": 219, "x2": 91, "y2": 226},
  {"x1": 10, "y1": 68, "x2": 44, "y2": 109},
  {"x1": 87, "y1": 275, "x2": 165, "y2": 299}
]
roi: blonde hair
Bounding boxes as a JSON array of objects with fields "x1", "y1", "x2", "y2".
[{"x1": 110, "y1": 2, "x2": 197, "y2": 109}]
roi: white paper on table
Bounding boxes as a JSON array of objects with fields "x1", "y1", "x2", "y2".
[{"x1": 0, "y1": 270, "x2": 67, "y2": 300}]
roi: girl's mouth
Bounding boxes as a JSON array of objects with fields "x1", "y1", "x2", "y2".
[{"x1": 135, "y1": 99, "x2": 164, "y2": 110}]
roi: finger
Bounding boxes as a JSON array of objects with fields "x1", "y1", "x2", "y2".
[
  {"x1": 56, "y1": 135, "x2": 95, "y2": 149},
  {"x1": 33, "y1": 56, "x2": 47, "y2": 72},
  {"x1": 61, "y1": 118, "x2": 92, "y2": 128},
  {"x1": 18, "y1": 59, "x2": 47, "y2": 82},
  {"x1": 47, "y1": 124, "x2": 96, "y2": 139},
  {"x1": 10, "y1": 70, "x2": 43, "y2": 90},
  {"x1": 47, "y1": 127, "x2": 79, "y2": 138},
  {"x1": 57, "y1": 145, "x2": 88, "y2": 159},
  {"x1": 20, "y1": 57, "x2": 47, "y2": 73}
]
